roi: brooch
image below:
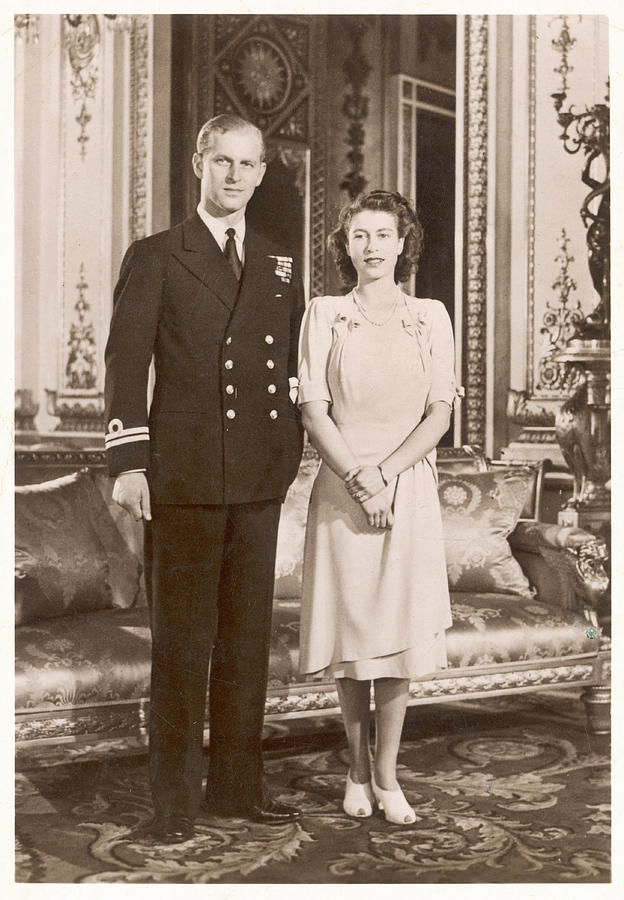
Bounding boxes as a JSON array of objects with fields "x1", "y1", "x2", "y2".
[
  {"x1": 268, "y1": 255, "x2": 293, "y2": 284},
  {"x1": 332, "y1": 313, "x2": 360, "y2": 332},
  {"x1": 401, "y1": 316, "x2": 426, "y2": 338}
]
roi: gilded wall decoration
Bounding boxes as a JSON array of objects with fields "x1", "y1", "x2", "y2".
[
  {"x1": 462, "y1": 15, "x2": 488, "y2": 449},
  {"x1": 65, "y1": 264, "x2": 98, "y2": 391},
  {"x1": 550, "y1": 16, "x2": 610, "y2": 340},
  {"x1": 525, "y1": 16, "x2": 607, "y2": 403},
  {"x1": 14, "y1": 14, "x2": 40, "y2": 43},
  {"x1": 63, "y1": 14, "x2": 100, "y2": 158},
  {"x1": 212, "y1": 15, "x2": 311, "y2": 140},
  {"x1": 310, "y1": 21, "x2": 328, "y2": 300},
  {"x1": 536, "y1": 229, "x2": 584, "y2": 392},
  {"x1": 190, "y1": 15, "x2": 326, "y2": 296},
  {"x1": 129, "y1": 16, "x2": 152, "y2": 243},
  {"x1": 339, "y1": 19, "x2": 371, "y2": 199}
]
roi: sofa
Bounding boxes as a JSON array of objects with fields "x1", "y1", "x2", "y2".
[{"x1": 15, "y1": 444, "x2": 610, "y2": 768}]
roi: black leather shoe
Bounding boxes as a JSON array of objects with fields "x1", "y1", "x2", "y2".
[
  {"x1": 152, "y1": 814, "x2": 194, "y2": 843},
  {"x1": 247, "y1": 798, "x2": 301, "y2": 825}
]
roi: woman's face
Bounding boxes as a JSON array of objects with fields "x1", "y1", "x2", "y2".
[{"x1": 346, "y1": 209, "x2": 404, "y2": 282}]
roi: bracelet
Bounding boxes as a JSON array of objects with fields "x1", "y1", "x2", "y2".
[
  {"x1": 343, "y1": 465, "x2": 362, "y2": 483},
  {"x1": 378, "y1": 464, "x2": 388, "y2": 486}
]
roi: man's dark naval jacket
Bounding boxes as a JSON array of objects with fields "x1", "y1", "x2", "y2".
[{"x1": 104, "y1": 212, "x2": 305, "y2": 501}]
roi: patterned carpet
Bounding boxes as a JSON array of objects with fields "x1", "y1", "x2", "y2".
[{"x1": 16, "y1": 691, "x2": 610, "y2": 884}]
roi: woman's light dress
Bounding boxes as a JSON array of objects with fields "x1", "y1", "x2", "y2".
[{"x1": 297, "y1": 291, "x2": 456, "y2": 680}]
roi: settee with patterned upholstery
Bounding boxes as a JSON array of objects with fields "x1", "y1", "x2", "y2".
[{"x1": 15, "y1": 444, "x2": 611, "y2": 767}]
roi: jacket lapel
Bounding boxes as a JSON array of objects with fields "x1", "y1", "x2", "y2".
[
  {"x1": 234, "y1": 230, "x2": 272, "y2": 317},
  {"x1": 173, "y1": 213, "x2": 240, "y2": 311}
]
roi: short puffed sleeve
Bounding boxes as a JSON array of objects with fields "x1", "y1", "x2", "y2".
[
  {"x1": 426, "y1": 300, "x2": 457, "y2": 411},
  {"x1": 297, "y1": 298, "x2": 333, "y2": 405}
]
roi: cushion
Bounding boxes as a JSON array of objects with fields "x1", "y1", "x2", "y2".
[
  {"x1": 15, "y1": 470, "x2": 142, "y2": 625},
  {"x1": 438, "y1": 468, "x2": 535, "y2": 597}
]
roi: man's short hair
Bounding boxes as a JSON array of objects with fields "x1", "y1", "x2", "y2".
[{"x1": 196, "y1": 115, "x2": 265, "y2": 161}]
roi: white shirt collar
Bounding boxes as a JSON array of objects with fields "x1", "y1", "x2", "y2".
[{"x1": 196, "y1": 204, "x2": 246, "y2": 258}]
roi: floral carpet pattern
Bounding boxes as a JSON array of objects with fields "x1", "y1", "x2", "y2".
[{"x1": 15, "y1": 693, "x2": 610, "y2": 883}]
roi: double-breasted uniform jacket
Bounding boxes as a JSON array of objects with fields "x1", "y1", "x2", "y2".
[{"x1": 104, "y1": 212, "x2": 305, "y2": 504}]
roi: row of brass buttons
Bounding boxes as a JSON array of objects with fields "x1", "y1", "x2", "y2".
[
  {"x1": 223, "y1": 334, "x2": 279, "y2": 419},
  {"x1": 225, "y1": 408, "x2": 280, "y2": 420}
]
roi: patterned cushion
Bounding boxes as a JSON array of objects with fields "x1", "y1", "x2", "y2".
[
  {"x1": 438, "y1": 468, "x2": 535, "y2": 597},
  {"x1": 15, "y1": 470, "x2": 142, "y2": 625}
]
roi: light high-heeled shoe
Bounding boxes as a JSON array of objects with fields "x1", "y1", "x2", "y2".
[
  {"x1": 372, "y1": 775, "x2": 416, "y2": 825},
  {"x1": 343, "y1": 771, "x2": 374, "y2": 817}
]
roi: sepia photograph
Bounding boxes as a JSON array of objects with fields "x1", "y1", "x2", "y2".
[{"x1": 9, "y1": 3, "x2": 615, "y2": 887}]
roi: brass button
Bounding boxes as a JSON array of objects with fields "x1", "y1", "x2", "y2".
[
  {"x1": 225, "y1": 336, "x2": 232, "y2": 345},
  {"x1": 269, "y1": 410, "x2": 278, "y2": 419},
  {"x1": 266, "y1": 359, "x2": 274, "y2": 369},
  {"x1": 224, "y1": 360, "x2": 233, "y2": 370},
  {"x1": 267, "y1": 384, "x2": 276, "y2": 394},
  {"x1": 226, "y1": 409, "x2": 236, "y2": 419},
  {"x1": 226, "y1": 385, "x2": 234, "y2": 395},
  {"x1": 265, "y1": 335, "x2": 274, "y2": 344}
]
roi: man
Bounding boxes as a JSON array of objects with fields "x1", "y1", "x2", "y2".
[{"x1": 104, "y1": 114, "x2": 304, "y2": 843}]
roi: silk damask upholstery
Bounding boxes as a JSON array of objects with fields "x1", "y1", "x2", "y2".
[
  {"x1": 15, "y1": 470, "x2": 142, "y2": 626},
  {"x1": 438, "y1": 468, "x2": 536, "y2": 597},
  {"x1": 15, "y1": 594, "x2": 597, "y2": 710}
]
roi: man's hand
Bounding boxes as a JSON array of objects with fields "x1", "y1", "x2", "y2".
[
  {"x1": 345, "y1": 465, "x2": 386, "y2": 503},
  {"x1": 112, "y1": 472, "x2": 152, "y2": 521},
  {"x1": 361, "y1": 495, "x2": 394, "y2": 530}
]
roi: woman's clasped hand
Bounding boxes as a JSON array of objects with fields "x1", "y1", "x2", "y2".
[{"x1": 344, "y1": 465, "x2": 394, "y2": 528}]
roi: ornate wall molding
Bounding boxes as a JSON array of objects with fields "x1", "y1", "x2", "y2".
[
  {"x1": 64, "y1": 263, "x2": 98, "y2": 391},
  {"x1": 527, "y1": 15, "x2": 537, "y2": 395},
  {"x1": 524, "y1": 15, "x2": 606, "y2": 408},
  {"x1": 462, "y1": 15, "x2": 488, "y2": 448},
  {"x1": 536, "y1": 228, "x2": 585, "y2": 393},
  {"x1": 14, "y1": 14, "x2": 40, "y2": 43},
  {"x1": 48, "y1": 15, "x2": 151, "y2": 434},
  {"x1": 212, "y1": 15, "x2": 312, "y2": 142},
  {"x1": 129, "y1": 16, "x2": 152, "y2": 242},
  {"x1": 310, "y1": 18, "x2": 328, "y2": 298},
  {"x1": 339, "y1": 19, "x2": 371, "y2": 198},
  {"x1": 63, "y1": 14, "x2": 101, "y2": 158},
  {"x1": 188, "y1": 15, "x2": 326, "y2": 297}
]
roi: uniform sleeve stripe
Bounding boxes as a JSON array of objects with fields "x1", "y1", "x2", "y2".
[
  {"x1": 105, "y1": 434, "x2": 150, "y2": 449},
  {"x1": 105, "y1": 425, "x2": 149, "y2": 438}
]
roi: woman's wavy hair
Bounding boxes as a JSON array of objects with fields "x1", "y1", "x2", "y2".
[{"x1": 328, "y1": 190, "x2": 424, "y2": 287}]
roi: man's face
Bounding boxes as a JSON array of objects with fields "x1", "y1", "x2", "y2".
[{"x1": 192, "y1": 128, "x2": 266, "y2": 217}]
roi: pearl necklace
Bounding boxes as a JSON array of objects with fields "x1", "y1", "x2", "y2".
[{"x1": 352, "y1": 289, "x2": 400, "y2": 327}]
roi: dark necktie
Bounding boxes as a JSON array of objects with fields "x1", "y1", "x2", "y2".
[{"x1": 224, "y1": 228, "x2": 242, "y2": 281}]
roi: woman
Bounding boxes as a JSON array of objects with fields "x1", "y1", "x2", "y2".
[{"x1": 297, "y1": 190, "x2": 456, "y2": 825}]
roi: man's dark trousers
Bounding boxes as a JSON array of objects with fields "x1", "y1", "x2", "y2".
[{"x1": 145, "y1": 498, "x2": 282, "y2": 820}]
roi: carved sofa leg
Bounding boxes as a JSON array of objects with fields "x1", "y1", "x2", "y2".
[{"x1": 581, "y1": 686, "x2": 611, "y2": 734}]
